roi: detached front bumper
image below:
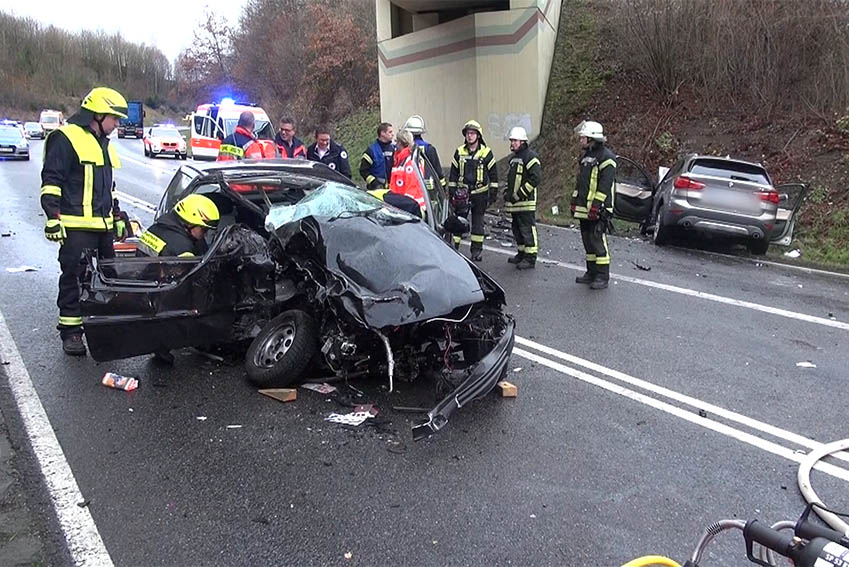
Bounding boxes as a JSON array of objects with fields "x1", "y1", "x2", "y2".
[{"x1": 412, "y1": 315, "x2": 515, "y2": 441}]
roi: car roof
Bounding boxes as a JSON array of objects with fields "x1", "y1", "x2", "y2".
[{"x1": 685, "y1": 153, "x2": 766, "y2": 170}]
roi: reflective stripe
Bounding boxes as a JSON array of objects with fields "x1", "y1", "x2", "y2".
[
  {"x1": 219, "y1": 144, "x2": 244, "y2": 159},
  {"x1": 368, "y1": 189, "x2": 389, "y2": 200},
  {"x1": 82, "y1": 164, "x2": 93, "y2": 219},
  {"x1": 453, "y1": 236, "x2": 462, "y2": 244},
  {"x1": 178, "y1": 251, "x2": 195, "y2": 257},
  {"x1": 526, "y1": 157, "x2": 541, "y2": 169},
  {"x1": 470, "y1": 186, "x2": 488, "y2": 195},
  {"x1": 59, "y1": 125, "x2": 105, "y2": 164},
  {"x1": 598, "y1": 158, "x2": 616, "y2": 170},
  {"x1": 60, "y1": 215, "x2": 112, "y2": 229},
  {"x1": 58, "y1": 316, "x2": 83, "y2": 326},
  {"x1": 506, "y1": 202, "x2": 536, "y2": 212},
  {"x1": 586, "y1": 254, "x2": 597, "y2": 261},
  {"x1": 366, "y1": 175, "x2": 376, "y2": 185},
  {"x1": 596, "y1": 234, "x2": 610, "y2": 265},
  {"x1": 137, "y1": 230, "x2": 167, "y2": 256},
  {"x1": 108, "y1": 143, "x2": 121, "y2": 169},
  {"x1": 40, "y1": 184, "x2": 61, "y2": 197},
  {"x1": 518, "y1": 245, "x2": 525, "y2": 252},
  {"x1": 362, "y1": 153, "x2": 373, "y2": 164},
  {"x1": 470, "y1": 234, "x2": 484, "y2": 243}
]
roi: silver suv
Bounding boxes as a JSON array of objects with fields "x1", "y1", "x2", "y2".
[{"x1": 613, "y1": 154, "x2": 808, "y2": 255}]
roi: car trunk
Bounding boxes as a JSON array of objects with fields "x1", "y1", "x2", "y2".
[{"x1": 684, "y1": 159, "x2": 773, "y2": 216}]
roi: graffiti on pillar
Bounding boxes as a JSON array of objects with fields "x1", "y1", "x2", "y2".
[{"x1": 487, "y1": 112, "x2": 532, "y2": 140}]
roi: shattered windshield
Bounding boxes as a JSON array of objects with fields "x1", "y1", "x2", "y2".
[{"x1": 265, "y1": 182, "x2": 419, "y2": 230}]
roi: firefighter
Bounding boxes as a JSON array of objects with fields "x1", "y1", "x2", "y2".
[
  {"x1": 359, "y1": 122, "x2": 395, "y2": 190},
  {"x1": 275, "y1": 117, "x2": 307, "y2": 159},
  {"x1": 570, "y1": 120, "x2": 616, "y2": 290},
  {"x1": 306, "y1": 126, "x2": 351, "y2": 178},
  {"x1": 402, "y1": 114, "x2": 445, "y2": 189},
  {"x1": 447, "y1": 119, "x2": 498, "y2": 261},
  {"x1": 40, "y1": 86, "x2": 127, "y2": 356},
  {"x1": 136, "y1": 194, "x2": 220, "y2": 258},
  {"x1": 112, "y1": 198, "x2": 134, "y2": 241},
  {"x1": 218, "y1": 111, "x2": 276, "y2": 160},
  {"x1": 504, "y1": 126, "x2": 541, "y2": 270}
]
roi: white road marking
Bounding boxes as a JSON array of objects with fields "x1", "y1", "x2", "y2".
[
  {"x1": 513, "y1": 347, "x2": 849, "y2": 482},
  {"x1": 0, "y1": 311, "x2": 114, "y2": 566},
  {"x1": 515, "y1": 336, "x2": 850, "y2": 462},
  {"x1": 482, "y1": 243, "x2": 849, "y2": 331},
  {"x1": 114, "y1": 190, "x2": 156, "y2": 213}
]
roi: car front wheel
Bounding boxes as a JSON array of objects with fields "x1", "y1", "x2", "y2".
[{"x1": 245, "y1": 310, "x2": 317, "y2": 387}]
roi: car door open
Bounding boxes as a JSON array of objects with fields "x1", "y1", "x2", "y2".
[
  {"x1": 613, "y1": 156, "x2": 655, "y2": 223},
  {"x1": 770, "y1": 183, "x2": 808, "y2": 245}
]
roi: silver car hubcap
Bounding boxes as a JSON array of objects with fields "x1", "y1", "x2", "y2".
[{"x1": 254, "y1": 321, "x2": 296, "y2": 368}]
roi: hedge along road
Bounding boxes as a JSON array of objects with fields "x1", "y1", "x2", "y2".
[{"x1": 0, "y1": 138, "x2": 846, "y2": 566}]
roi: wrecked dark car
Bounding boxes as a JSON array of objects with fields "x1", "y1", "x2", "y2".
[{"x1": 81, "y1": 158, "x2": 515, "y2": 440}]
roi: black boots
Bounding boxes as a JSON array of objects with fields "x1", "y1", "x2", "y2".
[
  {"x1": 575, "y1": 261, "x2": 595, "y2": 284},
  {"x1": 470, "y1": 248, "x2": 482, "y2": 262},
  {"x1": 576, "y1": 262, "x2": 609, "y2": 289},
  {"x1": 62, "y1": 333, "x2": 87, "y2": 356},
  {"x1": 590, "y1": 265, "x2": 610, "y2": 290},
  {"x1": 516, "y1": 255, "x2": 536, "y2": 270},
  {"x1": 507, "y1": 251, "x2": 525, "y2": 264}
]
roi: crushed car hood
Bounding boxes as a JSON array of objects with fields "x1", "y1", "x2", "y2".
[{"x1": 276, "y1": 215, "x2": 485, "y2": 329}]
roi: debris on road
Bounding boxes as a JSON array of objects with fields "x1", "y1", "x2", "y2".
[
  {"x1": 498, "y1": 380, "x2": 518, "y2": 397},
  {"x1": 784, "y1": 249, "x2": 801, "y2": 258},
  {"x1": 795, "y1": 361, "x2": 817, "y2": 368},
  {"x1": 551, "y1": 205, "x2": 559, "y2": 215},
  {"x1": 259, "y1": 388, "x2": 297, "y2": 403},
  {"x1": 326, "y1": 411, "x2": 374, "y2": 426},
  {"x1": 301, "y1": 383, "x2": 337, "y2": 394},
  {"x1": 499, "y1": 241, "x2": 513, "y2": 247},
  {"x1": 512, "y1": 367, "x2": 522, "y2": 372},
  {"x1": 196, "y1": 416, "x2": 207, "y2": 421},
  {"x1": 5, "y1": 266, "x2": 39, "y2": 273},
  {"x1": 1, "y1": 232, "x2": 11, "y2": 237},
  {"x1": 632, "y1": 261, "x2": 651, "y2": 271},
  {"x1": 698, "y1": 409, "x2": 708, "y2": 418},
  {"x1": 344, "y1": 552, "x2": 353, "y2": 560},
  {"x1": 188, "y1": 347, "x2": 225, "y2": 362},
  {"x1": 226, "y1": 425, "x2": 243, "y2": 429},
  {"x1": 101, "y1": 372, "x2": 139, "y2": 391}
]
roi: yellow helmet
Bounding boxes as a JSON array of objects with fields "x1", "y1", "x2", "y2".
[
  {"x1": 174, "y1": 194, "x2": 220, "y2": 229},
  {"x1": 461, "y1": 119, "x2": 483, "y2": 137},
  {"x1": 81, "y1": 87, "x2": 129, "y2": 118}
]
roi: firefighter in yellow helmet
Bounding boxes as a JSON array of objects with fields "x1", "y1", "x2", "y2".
[
  {"x1": 136, "y1": 194, "x2": 221, "y2": 257},
  {"x1": 40, "y1": 87, "x2": 128, "y2": 356},
  {"x1": 447, "y1": 119, "x2": 498, "y2": 261}
]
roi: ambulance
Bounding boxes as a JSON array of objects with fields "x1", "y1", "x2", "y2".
[{"x1": 188, "y1": 99, "x2": 275, "y2": 160}]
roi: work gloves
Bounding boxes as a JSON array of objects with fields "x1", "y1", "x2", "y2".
[
  {"x1": 587, "y1": 203, "x2": 600, "y2": 220},
  {"x1": 44, "y1": 218, "x2": 65, "y2": 243}
]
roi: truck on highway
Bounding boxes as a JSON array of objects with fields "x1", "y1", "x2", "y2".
[{"x1": 117, "y1": 101, "x2": 144, "y2": 138}]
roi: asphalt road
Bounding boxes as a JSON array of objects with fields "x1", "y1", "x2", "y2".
[{"x1": 0, "y1": 138, "x2": 847, "y2": 567}]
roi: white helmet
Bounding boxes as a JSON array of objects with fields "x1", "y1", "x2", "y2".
[
  {"x1": 574, "y1": 120, "x2": 606, "y2": 142},
  {"x1": 403, "y1": 114, "x2": 426, "y2": 134},
  {"x1": 507, "y1": 126, "x2": 528, "y2": 141}
]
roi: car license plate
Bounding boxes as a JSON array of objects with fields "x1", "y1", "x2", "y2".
[{"x1": 0, "y1": 147, "x2": 13, "y2": 153}]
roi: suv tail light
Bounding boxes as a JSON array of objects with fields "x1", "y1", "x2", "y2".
[
  {"x1": 758, "y1": 191, "x2": 780, "y2": 205},
  {"x1": 673, "y1": 176, "x2": 705, "y2": 190}
]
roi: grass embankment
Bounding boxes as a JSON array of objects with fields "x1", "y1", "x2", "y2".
[{"x1": 335, "y1": 107, "x2": 380, "y2": 183}]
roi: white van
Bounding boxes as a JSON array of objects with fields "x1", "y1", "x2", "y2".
[
  {"x1": 189, "y1": 100, "x2": 275, "y2": 160},
  {"x1": 39, "y1": 109, "x2": 64, "y2": 133}
]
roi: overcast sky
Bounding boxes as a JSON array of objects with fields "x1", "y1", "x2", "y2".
[{"x1": 0, "y1": 0, "x2": 248, "y2": 64}]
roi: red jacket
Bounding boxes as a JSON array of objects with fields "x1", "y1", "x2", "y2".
[
  {"x1": 389, "y1": 146, "x2": 426, "y2": 212},
  {"x1": 218, "y1": 126, "x2": 276, "y2": 161}
]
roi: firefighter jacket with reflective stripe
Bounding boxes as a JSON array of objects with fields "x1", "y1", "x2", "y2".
[
  {"x1": 359, "y1": 139, "x2": 395, "y2": 188},
  {"x1": 306, "y1": 139, "x2": 352, "y2": 178},
  {"x1": 218, "y1": 126, "x2": 276, "y2": 161},
  {"x1": 274, "y1": 133, "x2": 307, "y2": 159},
  {"x1": 135, "y1": 211, "x2": 207, "y2": 257},
  {"x1": 389, "y1": 146, "x2": 426, "y2": 213},
  {"x1": 413, "y1": 136, "x2": 446, "y2": 187},
  {"x1": 570, "y1": 143, "x2": 616, "y2": 219},
  {"x1": 505, "y1": 144, "x2": 541, "y2": 213},
  {"x1": 40, "y1": 124, "x2": 121, "y2": 231},
  {"x1": 448, "y1": 143, "x2": 498, "y2": 196}
]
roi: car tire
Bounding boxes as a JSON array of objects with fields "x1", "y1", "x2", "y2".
[
  {"x1": 652, "y1": 205, "x2": 670, "y2": 246},
  {"x1": 747, "y1": 239, "x2": 770, "y2": 255},
  {"x1": 245, "y1": 310, "x2": 317, "y2": 387},
  {"x1": 144, "y1": 146, "x2": 149, "y2": 157}
]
